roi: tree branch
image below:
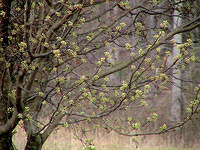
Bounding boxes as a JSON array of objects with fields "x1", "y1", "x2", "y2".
[{"x1": 96, "y1": 16, "x2": 200, "y2": 80}]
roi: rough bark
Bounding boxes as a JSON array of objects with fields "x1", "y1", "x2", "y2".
[
  {"x1": 25, "y1": 134, "x2": 42, "y2": 150},
  {"x1": 0, "y1": 96, "x2": 14, "y2": 150},
  {"x1": 0, "y1": 0, "x2": 16, "y2": 149},
  {"x1": 0, "y1": 133, "x2": 14, "y2": 150}
]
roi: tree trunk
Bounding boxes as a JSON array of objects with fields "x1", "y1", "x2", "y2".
[
  {"x1": 171, "y1": 2, "x2": 183, "y2": 124},
  {"x1": 0, "y1": 1, "x2": 16, "y2": 150},
  {"x1": 0, "y1": 133, "x2": 14, "y2": 150},
  {"x1": 0, "y1": 0, "x2": 13, "y2": 45},
  {"x1": 170, "y1": 2, "x2": 184, "y2": 146},
  {"x1": 0, "y1": 97, "x2": 14, "y2": 150},
  {"x1": 25, "y1": 134, "x2": 42, "y2": 150},
  {"x1": 105, "y1": 2, "x2": 119, "y2": 84}
]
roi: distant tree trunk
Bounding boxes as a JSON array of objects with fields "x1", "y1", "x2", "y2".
[
  {"x1": 105, "y1": 2, "x2": 119, "y2": 84},
  {"x1": 105, "y1": 1, "x2": 118, "y2": 83},
  {"x1": 0, "y1": 0, "x2": 15, "y2": 149},
  {"x1": 171, "y1": 2, "x2": 183, "y2": 124}
]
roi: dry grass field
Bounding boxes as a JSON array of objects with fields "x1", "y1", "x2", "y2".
[{"x1": 13, "y1": 125, "x2": 199, "y2": 150}]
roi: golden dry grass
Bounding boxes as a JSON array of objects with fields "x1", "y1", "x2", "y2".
[{"x1": 13, "y1": 125, "x2": 199, "y2": 150}]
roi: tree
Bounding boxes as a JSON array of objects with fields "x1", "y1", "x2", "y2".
[
  {"x1": 0, "y1": 0, "x2": 200, "y2": 149},
  {"x1": 171, "y1": 0, "x2": 183, "y2": 124}
]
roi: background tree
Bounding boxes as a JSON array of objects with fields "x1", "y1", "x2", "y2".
[{"x1": 0, "y1": 0, "x2": 200, "y2": 150}]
